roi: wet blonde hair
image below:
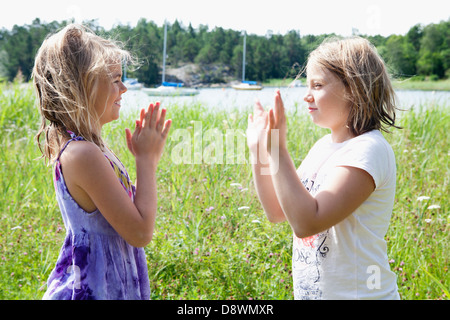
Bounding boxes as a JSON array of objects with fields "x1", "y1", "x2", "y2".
[
  {"x1": 306, "y1": 36, "x2": 400, "y2": 136},
  {"x1": 32, "y1": 23, "x2": 132, "y2": 163}
]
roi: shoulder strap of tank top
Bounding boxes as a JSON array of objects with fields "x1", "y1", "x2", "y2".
[{"x1": 56, "y1": 131, "x2": 85, "y2": 161}]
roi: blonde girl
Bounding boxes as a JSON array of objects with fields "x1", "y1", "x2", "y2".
[
  {"x1": 247, "y1": 37, "x2": 400, "y2": 299},
  {"x1": 33, "y1": 24, "x2": 171, "y2": 299}
]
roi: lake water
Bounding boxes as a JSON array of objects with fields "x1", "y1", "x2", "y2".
[{"x1": 121, "y1": 86, "x2": 450, "y2": 115}]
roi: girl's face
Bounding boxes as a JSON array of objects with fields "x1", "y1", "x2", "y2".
[
  {"x1": 93, "y1": 63, "x2": 127, "y2": 128},
  {"x1": 304, "y1": 63, "x2": 353, "y2": 142}
]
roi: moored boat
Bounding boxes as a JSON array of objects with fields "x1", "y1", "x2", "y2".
[
  {"x1": 144, "y1": 22, "x2": 198, "y2": 97},
  {"x1": 232, "y1": 80, "x2": 262, "y2": 90},
  {"x1": 233, "y1": 31, "x2": 263, "y2": 91},
  {"x1": 143, "y1": 83, "x2": 199, "y2": 96}
]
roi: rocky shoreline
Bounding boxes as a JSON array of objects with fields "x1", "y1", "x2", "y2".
[{"x1": 164, "y1": 63, "x2": 240, "y2": 88}]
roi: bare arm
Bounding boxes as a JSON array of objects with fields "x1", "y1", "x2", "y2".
[
  {"x1": 62, "y1": 103, "x2": 171, "y2": 247},
  {"x1": 266, "y1": 91, "x2": 374, "y2": 238},
  {"x1": 270, "y1": 147, "x2": 374, "y2": 237},
  {"x1": 247, "y1": 99, "x2": 286, "y2": 223}
]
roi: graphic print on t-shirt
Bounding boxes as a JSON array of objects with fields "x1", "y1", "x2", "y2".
[
  {"x1": 291, "y1": 173, "x2": 331, "y2": 299},
  {"x1": 292, "y1": 231, "x2": 330, "y2": 299}
]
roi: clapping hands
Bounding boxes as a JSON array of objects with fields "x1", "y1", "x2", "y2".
[
  {"x1": 247, "y1": 90, "x2": 287, "y2": 164},
  {"x1": 125, "y1": 102, "x2": 172, "y2": 163}
]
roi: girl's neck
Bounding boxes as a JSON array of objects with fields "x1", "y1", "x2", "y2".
[
  {"x1": 330, "y1": 126, "x2": 355, "y2": 143},
  {"x1": 93, "y1": 125, "x2": 103, "y2": 139}
]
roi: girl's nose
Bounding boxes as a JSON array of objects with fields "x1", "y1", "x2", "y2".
[
  {"x1": 303, "y1": 91, "x2": 313, "y2": 103},
  {"x1": 121, "y1": 81, "x2": 128, "y2": 94}
]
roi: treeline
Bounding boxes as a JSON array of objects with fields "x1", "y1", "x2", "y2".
[{"x1": 0, "y1": 18, "x2": 449, "y2": 86}]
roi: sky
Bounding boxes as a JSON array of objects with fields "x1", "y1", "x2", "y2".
[{"x1": 1, "y1": 0, "x2": 449, "y2": 37}]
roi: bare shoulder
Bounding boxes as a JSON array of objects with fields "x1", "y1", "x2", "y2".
[
  {"x1": 58, "y1": 140, "x2": 114, "y2": 212},
  {"x1": 60, "y1": 140, "x2": 104, "y2": 165},
  {"x1": 59, "y1": 140, "x2": 111, "y2": 181}
]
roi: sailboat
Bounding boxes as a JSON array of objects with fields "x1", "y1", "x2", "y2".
[
  {"x1": 144, "y1": 22, "x2": 199, "y2": 96},
  {"x1": 232, "y1": 31, "x2": 262, "y2": 91}
]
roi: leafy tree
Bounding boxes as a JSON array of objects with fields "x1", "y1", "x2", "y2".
[
  {"x1": 385, "y1": 35, "x2": 417, "y2": 77},
  {"x1": 116, "y1": 19, "x2": 161, "y2": 86},
  {"x1": 0, "y1": 18, "x2": 448, "y2": 84},
  {"x1": 0, "y1": 49, "x2": 8, "y2": 80},
  {"x1": 406, "y1": 24, "x2": 423, "y2": 52},
  {"x1": 416, "y1": 21, "x2": 448, "y2": 78}
]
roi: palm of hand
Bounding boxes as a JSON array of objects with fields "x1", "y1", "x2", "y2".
[
  {"x1": 247, "y1": 100, "x2": 270, "y2": 163},
  {"x1": 125, "y1": 102, "x2": 171, "y2": 162}
]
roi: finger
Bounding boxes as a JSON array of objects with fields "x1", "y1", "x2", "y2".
[
  {"x1": 133, "y1": 120, "x2": 141, "y2": 138},
  {"x1": 248, "y1": 113, "x2": 253, "y2": 124},
  {"x1": 138, "y1": 108, "x2": 146, "y2": 128},
  {"x1": 150, "y1": 102, "x2": 160, "y2": 127},
  {"x1": 268, "y1": 108, "x2": 275, "y2": 130},
  {"x1": 151, "y1": 101, "x2": 160, "y2": 121},
  {"x1": 278, "y1": 91, "x2": 284, "y2": 110},
  {"x1": 143, "y1": 103, "x2": 154, "y2": 127},
  {"x1": 254, "y1": 99, "x2": 264, "y2": 114},
  {"x1": 161, "y1": 119, "x2": 172, "y2": 139},
  {"x1": 140, "y1": 108, "x2": 146, "y2": 124},
  {"x1": 274, "y1": 90, "x2": 285, "y2": 124},
  {"x1": 275, "y1": 90, "x2": 285, "y2": 111},
  {"x1": 156, "y1": 108, "x2": 167, "y2": 132},
  {"x1": 125, "y1": 125, "x2": 138, "y2": 156},
  {"x1": 262, "y1": 110, "x2": 269, "y2": 128}
]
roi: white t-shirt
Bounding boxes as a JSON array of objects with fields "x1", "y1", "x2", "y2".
[{"x1": 293, "y1": 130, "x2": 400, "y2": 300}]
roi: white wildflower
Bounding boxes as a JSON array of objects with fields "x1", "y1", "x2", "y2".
[
  {"x1": 238, "y1": 206, "x2": 250, "y2": 210},
  {"x1": 417, "y1": 196, "x2": 430, "y2": 202},
  {"x1": 427, "y1": 204, "x2": 440, "y2": 210}
]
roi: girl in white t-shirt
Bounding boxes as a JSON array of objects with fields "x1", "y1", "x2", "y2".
[{"x1": 247, "y1": 37, "x2": 401, "y2": 299}]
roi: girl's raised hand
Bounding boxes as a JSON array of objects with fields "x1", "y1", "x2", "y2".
[
  {"x1": 267, "y1": 90, "x2": 287, "y2": 153},
  {"x1": 125, "y1": 107, "x2": 145, "y2": 156},
  {"x1": 247, "y1": 99, "x2": 270, "y2": 162},
  {"x1": 125, "y1": 102, "x2": 172, "y2": 163}
]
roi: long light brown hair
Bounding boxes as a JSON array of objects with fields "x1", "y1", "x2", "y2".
[
  {"x1": 307, "y1": 36, "x2": 401, "y2": 136},
  {"x1": 32, "y1": 24, "x2": 132, "y2": 163}
]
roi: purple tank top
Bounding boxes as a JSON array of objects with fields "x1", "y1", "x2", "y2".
[{"x1": 43, "y1": 132, "x2": 150, "y2": 300}]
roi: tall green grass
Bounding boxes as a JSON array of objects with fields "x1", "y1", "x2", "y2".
[{"x1": 0, "y1": 83, "x2": 448, "y2": 299}]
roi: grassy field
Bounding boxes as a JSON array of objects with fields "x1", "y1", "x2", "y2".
[
  {"x1": 0, "y1": 83, "x2": 448, "y2": 300},
  {"x1": 392, "y1": 78, "x2": 450, "y2": 91}
]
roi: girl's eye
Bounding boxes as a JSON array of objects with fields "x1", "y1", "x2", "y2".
[{"x1": 313, "y1": 83, "x2": 322, "y2": 88}]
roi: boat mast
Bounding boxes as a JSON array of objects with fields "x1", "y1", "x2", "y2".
[
  {"x1": 123, "y1": 59, "x2": 127, "y2": 81},
  {"x1": 242, "y1": 31, "x2": 246, "y2": 82},
  {"x1": 162, "y1": 21, "x2": 167, "y2": 84}
]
